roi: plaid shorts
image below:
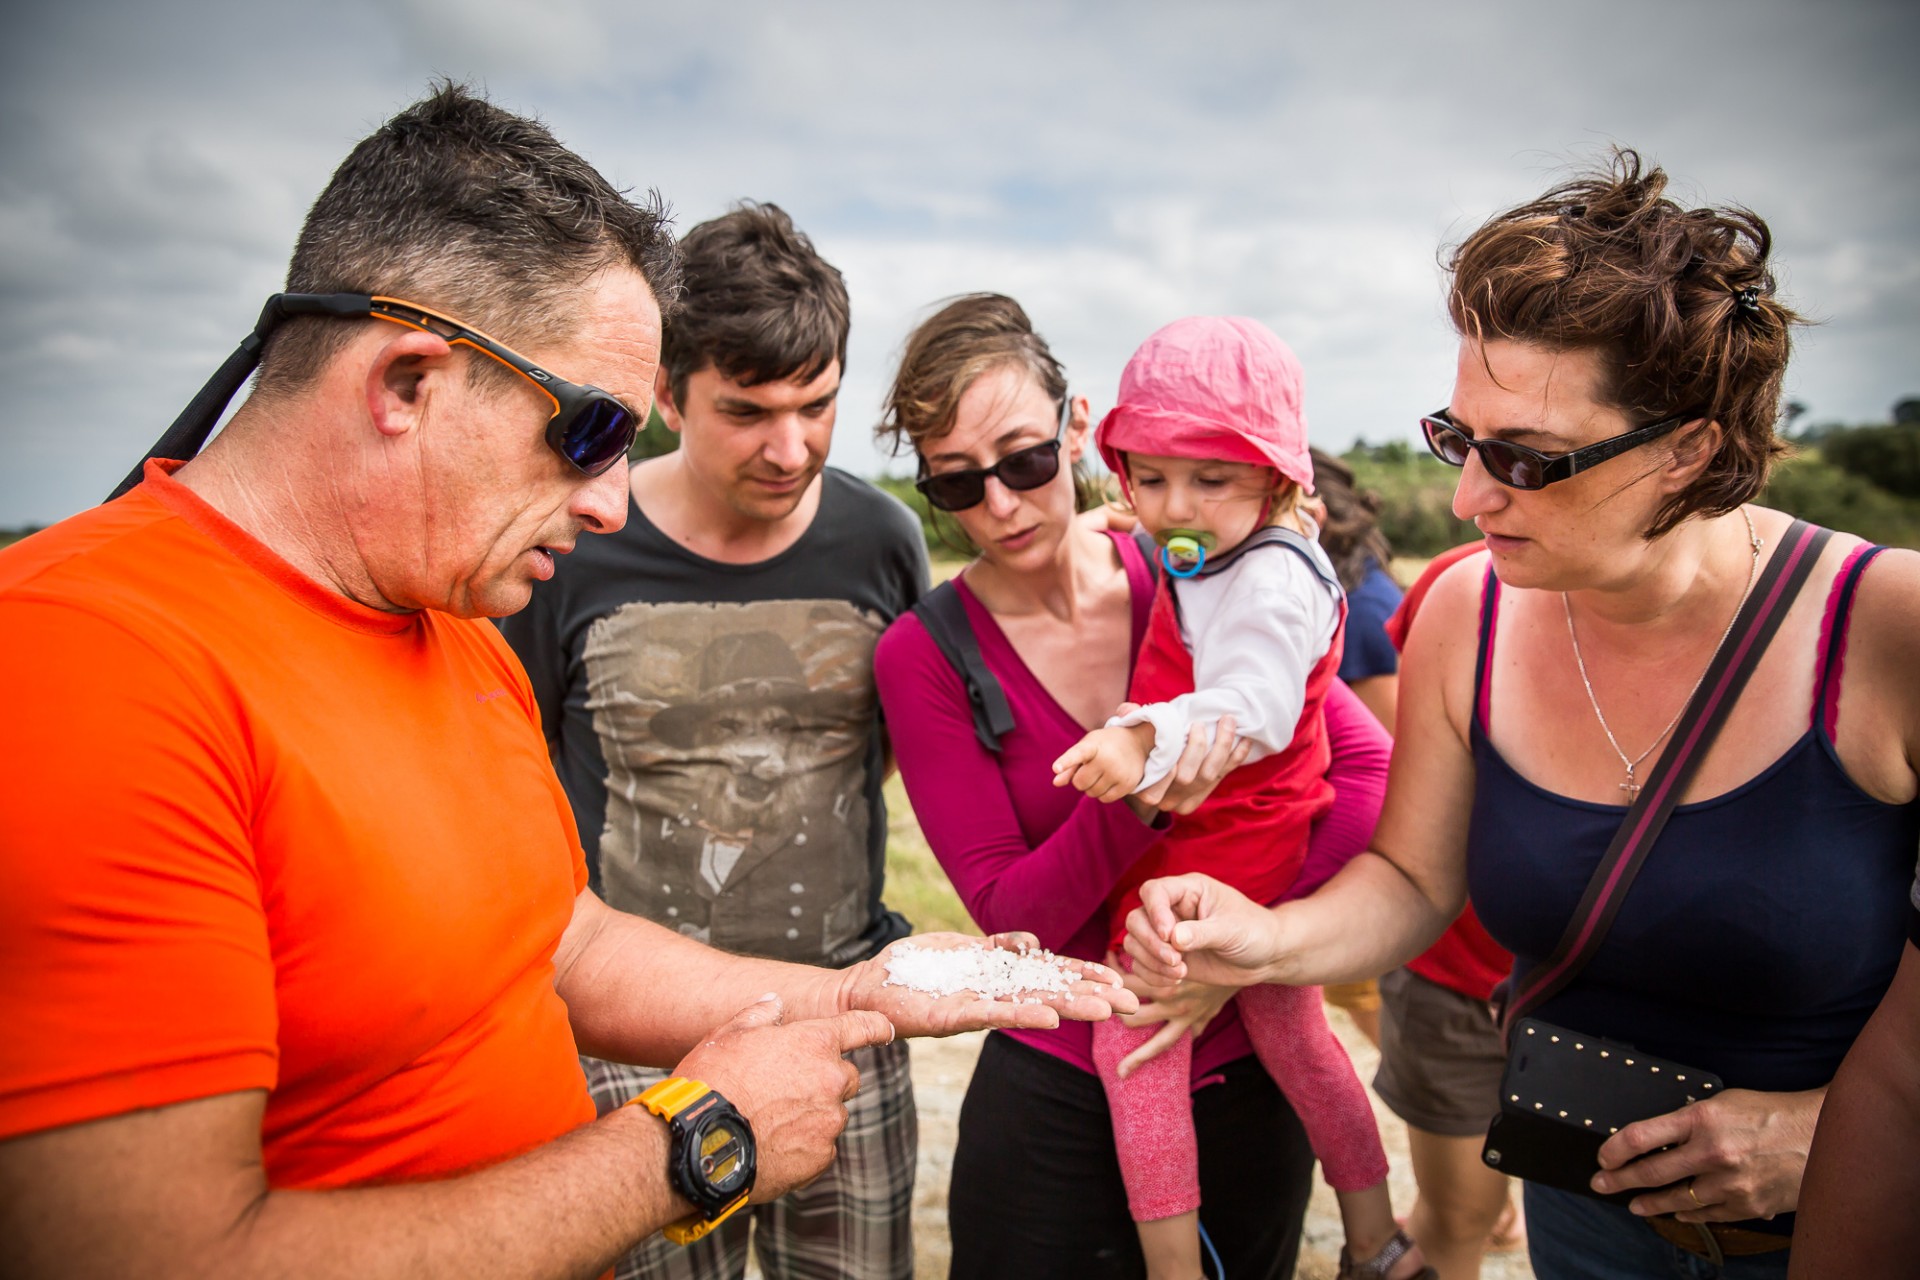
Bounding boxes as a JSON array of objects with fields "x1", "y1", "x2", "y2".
[{"x1": 583, "y1": 1038, "x2": 917, "y2": 1280}]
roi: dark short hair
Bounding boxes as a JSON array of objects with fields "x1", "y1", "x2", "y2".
[
  {"x1": 256, "y1": 81, "x2": 678, "y2": 398},
  {"x1": 659, "y1": 202, "x2": 848, "y2": 406},
  {"x1": 1446, "y1": 149, "x2": 1800, "y2": 538}
]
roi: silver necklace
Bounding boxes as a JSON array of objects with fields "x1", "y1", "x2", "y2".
[{"x1": 1563, "y1": 507, "x2": 1762, "y2": 797}]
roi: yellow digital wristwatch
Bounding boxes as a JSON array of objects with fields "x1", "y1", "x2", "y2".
[{"x1": 625, "y1": 1078, "x2": 757, "y2": 1244}]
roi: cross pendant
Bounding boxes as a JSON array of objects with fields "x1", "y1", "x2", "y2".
[{"x1": 1620, "y1": 779, "x2": 1642, "y2": 797}]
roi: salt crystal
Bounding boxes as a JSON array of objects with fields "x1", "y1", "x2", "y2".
[{"x1": 882, "y1": 941, "x2": 1084, "y2": 999}]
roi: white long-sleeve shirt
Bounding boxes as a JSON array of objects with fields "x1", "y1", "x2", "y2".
[{"x1": 1110, "y1": 531, "x2": 1343, "y2": 792}]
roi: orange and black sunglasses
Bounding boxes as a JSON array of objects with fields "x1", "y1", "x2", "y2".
[{"x1": 109, "y1": 292, "x2": 642, "y2": 501}]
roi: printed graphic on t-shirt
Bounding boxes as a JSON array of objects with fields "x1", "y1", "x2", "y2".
[{"x1": 583, "y1": 598, "x2": 883, "y2": 963}]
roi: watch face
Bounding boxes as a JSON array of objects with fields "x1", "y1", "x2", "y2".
[{"x1": 693, "y1": 1113, "x2": 752, "y2": 1196}]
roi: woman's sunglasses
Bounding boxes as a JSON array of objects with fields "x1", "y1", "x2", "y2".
[
  {"x1": 1419, "y1": 407, "x2": 1691, "y2": 491},
  {"x1": 915, "y1": 394, "x2": 1069, "y2": 512}
]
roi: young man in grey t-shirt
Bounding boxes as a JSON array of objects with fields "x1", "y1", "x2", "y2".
[{"x1": 503, "y1": 202, "x2": 926, "y2": 1280}]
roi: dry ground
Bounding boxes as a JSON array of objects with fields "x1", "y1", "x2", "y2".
[{"x1": 904, "y1": 1021, "x2": 1535, "y2": 1279}]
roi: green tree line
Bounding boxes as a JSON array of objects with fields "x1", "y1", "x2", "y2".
[
  {"x1": 11, "y1": 405, "x2": 1912, "y2": 557},
  {"x1": 1342, "y1": 427, "x2": 1920, "y2": 556},
  {"x1": 873, "y1": 415, "x2": 1920, "y2": 561}
]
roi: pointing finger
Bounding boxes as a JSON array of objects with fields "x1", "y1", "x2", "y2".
[{"x1": 826, "y1": 1009, "x2": 898, "y2": 1055}]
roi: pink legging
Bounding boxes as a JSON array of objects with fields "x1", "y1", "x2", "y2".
[{"x1": 1091, "y1": 981, "x2": 1389, "y2": 1222}]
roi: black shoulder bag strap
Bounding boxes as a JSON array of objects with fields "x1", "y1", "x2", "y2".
[
  {"x1": 911, "y1": 582, "x2": 1016, "y2": 754},
  {"x1": 912, "y1": 527, "x2": 1161, "y2": 754},
  {"x1": 1499, "y1": 519, "x2": 1834, "y2": 1038}
]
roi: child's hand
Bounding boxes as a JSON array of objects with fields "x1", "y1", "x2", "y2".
[{"x1": 1051, "y1": 724, "x2": 1155, "y2": 802}]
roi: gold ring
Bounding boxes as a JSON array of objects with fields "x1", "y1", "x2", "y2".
[{"x1": 1685, "y1": 1180, "x2": 1707, "y2": 1208}]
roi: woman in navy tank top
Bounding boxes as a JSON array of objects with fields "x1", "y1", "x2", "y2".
[{"x1": 1119, "y1": 152, "x2": 1920, "y2": 1279}]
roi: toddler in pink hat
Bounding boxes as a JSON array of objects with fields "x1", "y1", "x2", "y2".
[{"x1": 1053, "y1": 317, "x2": 1430, "y2": 1280}]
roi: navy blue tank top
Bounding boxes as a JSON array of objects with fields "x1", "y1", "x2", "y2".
[{"x1": 1468, "y1": 545, "x2": 1919, "y2": 1094}]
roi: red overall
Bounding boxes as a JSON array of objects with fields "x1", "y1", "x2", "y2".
[
  {"x1": 1106, "y1": 572, "x2": 1344, "y2": 950},
  {"x1": 1092, "y1": 554, "x2": 1389, "y2": 1223}
]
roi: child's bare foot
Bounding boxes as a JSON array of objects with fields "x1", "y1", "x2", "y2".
[{"x1": 1337, "y1": 1227, "x2": 1435, "y2": 1280}]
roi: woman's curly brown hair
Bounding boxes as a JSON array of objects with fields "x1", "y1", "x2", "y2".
[{"x1": 1446, "y1": 149, "x2": 1802, "y2": 537}]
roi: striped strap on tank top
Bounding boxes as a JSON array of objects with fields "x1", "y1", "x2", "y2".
[{"x1": 1812, "y1": 543, "x2": 1889, "y2": 736}]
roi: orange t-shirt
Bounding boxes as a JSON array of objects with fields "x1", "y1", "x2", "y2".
[{"x1": 0, "y1": 461, "x2": 595, "y2": 1188}]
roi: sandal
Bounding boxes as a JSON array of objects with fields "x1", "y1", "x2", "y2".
[{"x1": 1337, "y1": 1228, "x2": 1437, "y2": 1280}]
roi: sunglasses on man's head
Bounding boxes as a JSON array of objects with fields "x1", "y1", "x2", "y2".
[
  {"x1": 1418, "y1": 407, "x2": 1692, "y2": 491},
  {"x1": 915, "y1": 393, "x2": 1069, "y2": 512}
]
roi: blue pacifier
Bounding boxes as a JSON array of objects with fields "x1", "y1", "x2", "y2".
[{"x1": 1155, "y1": 528, "x2": 1217, "y2": 579}]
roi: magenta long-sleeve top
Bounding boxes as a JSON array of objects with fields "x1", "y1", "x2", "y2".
[{"x1": 874, "y1": 530, "x2": 1390, "y2": 1081}]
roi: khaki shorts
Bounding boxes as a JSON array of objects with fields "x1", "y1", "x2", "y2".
[
  {"x1": 1372, "y1": 967, "x2": 1506, "y2": 1138},
  {"x1": 1322, "y1": 979, "x2": 1381, "y2": 1015}
]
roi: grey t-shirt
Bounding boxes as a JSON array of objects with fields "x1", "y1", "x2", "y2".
[{"x1": 502, "y1": 467, "x2": 929, "y2": 966}]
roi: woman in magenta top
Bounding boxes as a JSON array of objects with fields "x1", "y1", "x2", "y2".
[{"x1": 872, "y1": 293, "x2": 1390, "y2": 1280}]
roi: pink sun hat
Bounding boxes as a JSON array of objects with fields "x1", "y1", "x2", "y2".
[{"x1": 1095, "y1": 315, "x2": 1314, "y2": 494}]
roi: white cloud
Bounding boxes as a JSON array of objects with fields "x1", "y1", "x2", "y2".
[{"x1": 2, "y1": 0, "x2": 1915, "y2": 523}]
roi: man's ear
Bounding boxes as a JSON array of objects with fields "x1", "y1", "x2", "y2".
[
  {"x1": 653, "y1": 365, "x2": 684, "y2": 435},
  {"x1": 1661, "y1": 419, "x2": 1722, "y2": 495},
  {"x1": 363, "y1": 328, "x2": 458, "y2": 440}
]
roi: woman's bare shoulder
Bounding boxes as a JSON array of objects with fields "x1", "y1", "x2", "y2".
[
  {"x1": 1401, "y1": 549, "x2": 1492, "y2": 655},
  {"x1": 1846, "y1": 544, "x2": 1920, "y2": 670}
]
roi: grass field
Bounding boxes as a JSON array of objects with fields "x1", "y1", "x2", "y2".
[{"x1": 882, "y1": 773, "x2": 975, "y2": 935}]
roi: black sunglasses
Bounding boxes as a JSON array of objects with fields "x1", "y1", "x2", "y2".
[
  {"x1": 1418, "y1": 407, "x2": 1691, "y2": 491},
  {"x1": 915, "y1": 394, "x2": 1069, "y2": 512},
  {"x1": 108, "y1": 292, "x2": 641, "y2": 503}
]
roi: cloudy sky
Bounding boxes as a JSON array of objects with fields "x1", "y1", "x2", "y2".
[{"x1": 3, "y1": 0, "x2": 1915, "y2": 527}]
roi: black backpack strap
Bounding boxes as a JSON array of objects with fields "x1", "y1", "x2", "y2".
[{"x1": 911, "y1": 580, "x2": 1016, "y2": 754}]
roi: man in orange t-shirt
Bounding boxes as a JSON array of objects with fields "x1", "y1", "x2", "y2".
[{"x1": 0, "y1": 86, "x2": 1131, "y2": 1280}]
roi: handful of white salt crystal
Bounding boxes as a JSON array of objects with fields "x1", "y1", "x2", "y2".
[{"x1": 882, "y1": 940, "x2": 1098, "y2": 1002}]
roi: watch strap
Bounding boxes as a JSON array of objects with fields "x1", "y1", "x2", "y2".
[
  {"x1": 660, "y1": 1194, "x2": 748, "y2": 1245},
  {"x1": 624, "y1": 1078, "x2": 752, "y2": 1245},
  {"x1": 631, "y1": 1076, "x2": 713, "y2": 1120}
]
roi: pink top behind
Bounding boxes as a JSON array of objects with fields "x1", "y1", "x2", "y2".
[{"x1": 874, "y1": 531, "x2": 1388, "y2": 1081}]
